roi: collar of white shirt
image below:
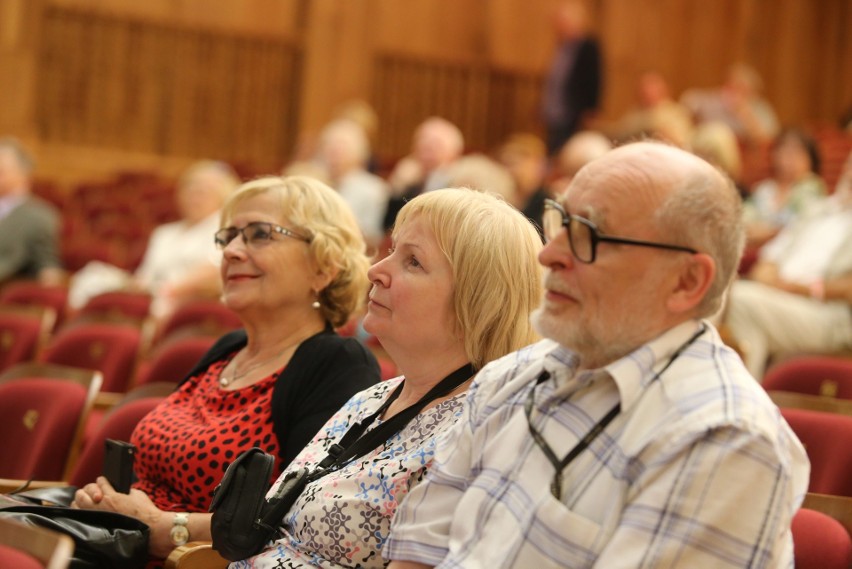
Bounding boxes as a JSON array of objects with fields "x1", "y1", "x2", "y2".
[{"x1": 605, "y1": 319, "x2": 707, "y2": 411}]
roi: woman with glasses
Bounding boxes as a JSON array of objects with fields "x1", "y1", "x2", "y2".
[
  {"x1": 73, "y1": 176, "x2": 381, "y2": 564},
  {"x1": 230, "y1": 188, "x2": 543, "y2": 569}
]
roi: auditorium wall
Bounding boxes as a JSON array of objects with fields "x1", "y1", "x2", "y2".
[{"x1": 0, "y1": 0, "x2": 849, "y2": 184}]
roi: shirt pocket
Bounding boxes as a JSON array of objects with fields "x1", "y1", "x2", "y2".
[{"x1": 512, "y1": 495, "x2": 603, "y2": 569}]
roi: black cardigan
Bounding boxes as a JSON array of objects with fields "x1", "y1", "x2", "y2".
[{"x1": 179, "y1": 326, "x2": 381, "y2": 467}]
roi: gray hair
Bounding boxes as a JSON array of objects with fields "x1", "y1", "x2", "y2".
[{"x1": 654, "y1": 166, "x2": 745, "y2": 316}]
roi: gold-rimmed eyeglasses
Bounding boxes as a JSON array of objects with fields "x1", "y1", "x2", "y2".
[{"x1": 214, "y1": 222, "x2": 310, "y2": 250}]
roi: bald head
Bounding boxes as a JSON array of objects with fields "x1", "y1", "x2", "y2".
[
  {"x1": 413, "y1": 117, "x2": 464, "y2": 172},
  {"x1": 557, "y1": 131, "x2": 612, "y2": 180},
  {"x1": 574, "y1": 142, "x2": 744, "y2": 315}
]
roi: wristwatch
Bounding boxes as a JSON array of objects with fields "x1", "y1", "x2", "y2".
[{"x1": 169, "y1": 513, "x2": 190, "y2": 546}]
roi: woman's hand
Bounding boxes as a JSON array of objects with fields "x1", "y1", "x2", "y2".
[{"x1": 73, "y1": 476, "x2": 174, "y2": 558}]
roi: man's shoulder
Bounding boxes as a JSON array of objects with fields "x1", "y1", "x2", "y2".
[
  {"x1": 470, "y1": 339, "x2": 562, "y2": 405},
  {"x1": 652, "y1": 336, "x2": 784, "y2": 438},
  {"x1": 11, "y1": 196, "x2": 59, "y2": 222}
]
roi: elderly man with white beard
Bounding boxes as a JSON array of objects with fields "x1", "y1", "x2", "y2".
[{"x1": 383, "y1": 141, "x2": 809, "y2": 569}]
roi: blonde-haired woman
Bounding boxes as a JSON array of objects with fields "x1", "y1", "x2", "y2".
[
  {"x1": 74, "y1": 176, "x2": 381, "y2": 562},
  {"x1": 233, "y1": 187, "x2": 542, "y2": 568}
]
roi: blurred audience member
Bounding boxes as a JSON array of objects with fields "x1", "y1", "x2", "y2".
[
  {"x1": 541, "y1": 0, "x2": 603, "y2": 155},
  {"x1": 597, "y1": 71, "x2": 692, "y2": 147},
  {"x1": 318, "y1": 119, "x2": 389, "y2": 249},
  {"x1": 384, "y1": 117, "x2": 464, "y2": 231},
  {"x1": 444, "y1": 154, "x2": 515, "y2": 200},
  {"x1": 0, "y1": 137, "x2": 63, "y2": 288},
  {"x1": 550, "y1": 130, "x2": 613, "y2": 196},
  {"x1": 333, "y1": 99, "x2": 381, "y2": 174},
  {"x1": 496, "y1": 133, "x2": 550, "y2": 235},
  {"x1": 724, "y1": 149, "x2": 852, "y2": 380},
  {"x1": 681, "y1": 62, "x2": 779, "y2": 145},
  {"x1": 743, "y1": 128, "x2": 826, "y2": 248},
  {"x1": 69, "y1": 160, "x2": 240, "y2": 317},
  {"x1": 690, "y1": 121, "x2": 746, "y2": 197}
]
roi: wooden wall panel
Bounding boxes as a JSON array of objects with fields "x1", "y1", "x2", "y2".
[
  {"x1": 48, "y1": 0, "x2": 303, "y2": 39},
  {"x1": 35, "y1": 6, "x2": 302, "y2": 172},
  {"x1": 0, "y1": 0, "x2": 848, "y2": 185},
  {"x1": 371, "y1": 0, "x2": 485, "y2": 62}
]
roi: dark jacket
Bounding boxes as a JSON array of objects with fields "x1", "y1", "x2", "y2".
[{"x1": 180, "y1": 326, "x2": 381, "y2": 467}]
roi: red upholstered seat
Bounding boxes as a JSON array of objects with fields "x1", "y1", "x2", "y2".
[
  {"x1": 0, "y1": 517, "x2": 75, "y2": 569},
  {"x1": 0, "y1": 364, "x2": 101, "y2": 480},
  {"x1": 0, "y1": 283, "x2": 68, "y2": 331},
  {"x1": 0, "y1": 306, "x2": 55, "y2": 373},
  {"x1": 134, "y1": 335, "x2": 216, "y2": 387},
  {"x1": 69, "y1": 396, "x2": 165, "y2": 488},
  {"x1": 39, "y1": 322, "x2": 142, "y2": 393},
  {"x1": 780, "y1": 407, "x2": 852, "y2": 497},
  {"x1": 792, "y1": 508, "x2": 852, "y2": 569},
  {"x1": 763, "y1": 356, "x2": 852, "y2": 399},
  {"x1": 79, "y1": 291, "x2": 153, "y2": 321},
  {"x1": 155, "y1": 299, "x2": 241, "y2": 345},
  {"x1": 0, "y1": 543, "x2": 42, "y2": 569}
]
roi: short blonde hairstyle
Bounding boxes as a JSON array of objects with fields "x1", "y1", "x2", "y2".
[
  {"x1": 394, "y1": 188, "x2": 542, "y2": 369},
  {"x1": 221, "y1": 176, "x2": 371, "y2": 327}
]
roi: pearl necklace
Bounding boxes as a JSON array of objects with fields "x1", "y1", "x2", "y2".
[{"x1": 219, "y1": 338, "x2": 304, "y2": 388}]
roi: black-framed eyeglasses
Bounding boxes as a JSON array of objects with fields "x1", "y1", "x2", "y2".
[
  {"x1": 542, "y1": 199, "x2": 698, "y2": 263},
  {"x1": 214, "y1": 222, "x2": 310, "y2": 250}
]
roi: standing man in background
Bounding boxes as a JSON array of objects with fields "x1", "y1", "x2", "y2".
[
  {"x1": 541, "y1": 0, "x2": 603, "y2": 155},
  {"x1": 0, "y1": 137, "x2": 63, "y2": 287}
]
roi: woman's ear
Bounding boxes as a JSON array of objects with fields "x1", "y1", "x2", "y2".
[
  {"x1": 312, "y1": 266, "x2": 339, "y2": 295},
  {"x1": 666, "y1": 253, "x2": 715, "y2": 314}
]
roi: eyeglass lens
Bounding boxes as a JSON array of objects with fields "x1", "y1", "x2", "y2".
[
  {"x1": 214, "y1": 222, "x2": 274, "y2": 249},
  {"x1": 542, "y1": 206, "x2": 594, "y2": 262}
]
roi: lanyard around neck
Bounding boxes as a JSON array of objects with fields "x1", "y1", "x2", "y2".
[
  {"x1": 311, "y1": 362, "x2": 475, "y2": 479},
  {"x1": 526, "y1": 324, "x2": 707, "y2": 500}
]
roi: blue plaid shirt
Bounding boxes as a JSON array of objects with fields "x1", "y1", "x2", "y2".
[{"x1": 385, "y1": 321, "x2": 809, "y2": 568}]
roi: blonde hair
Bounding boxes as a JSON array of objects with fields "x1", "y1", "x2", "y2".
[
  {"x1": 221, "y1": 176, "x2": 370, "y2": 327},
  {"x1": 394, "y1": 188, "x2": 542, "y2": 369}
]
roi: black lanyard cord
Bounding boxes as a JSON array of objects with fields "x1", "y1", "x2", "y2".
[
  {"x1": 312, "y1": 361, "x2": 475, "y2": 479},
  {"x1": 526, "y1": 324, "x2": 707, "y2": 500}
]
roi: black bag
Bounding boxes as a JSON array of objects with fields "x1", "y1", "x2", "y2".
[
  {"x1": 209, "y1": 363, "x2": 475, "y2": 562},
  {"x1": 209, "y1": 447, "x2": 309, "y2": 562},
  {"x1": 0, "y1": 493, "x2": 150, "y2": 569}
]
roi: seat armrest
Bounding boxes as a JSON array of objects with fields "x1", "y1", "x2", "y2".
[
  {"x1": 802, "y1": 492, "x2": 852, "y2": 536},
  {"x1": 165, "y1": 541, "x2": 229, "y2": 569},
  {"x1": 0, "y1": 478, "x2": 66, "y2": 494}
]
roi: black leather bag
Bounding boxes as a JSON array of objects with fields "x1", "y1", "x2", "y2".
[
  {"x1": 209, "y1": 447, "x2": 309, "y2": 562},
  {"x1": 0, "y1": 493, "x2": 150, "y2": 569}
]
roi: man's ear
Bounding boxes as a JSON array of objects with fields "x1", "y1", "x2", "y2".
[{"x1": 667, "y1": 253, "x2": 715, "y2": 314}]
